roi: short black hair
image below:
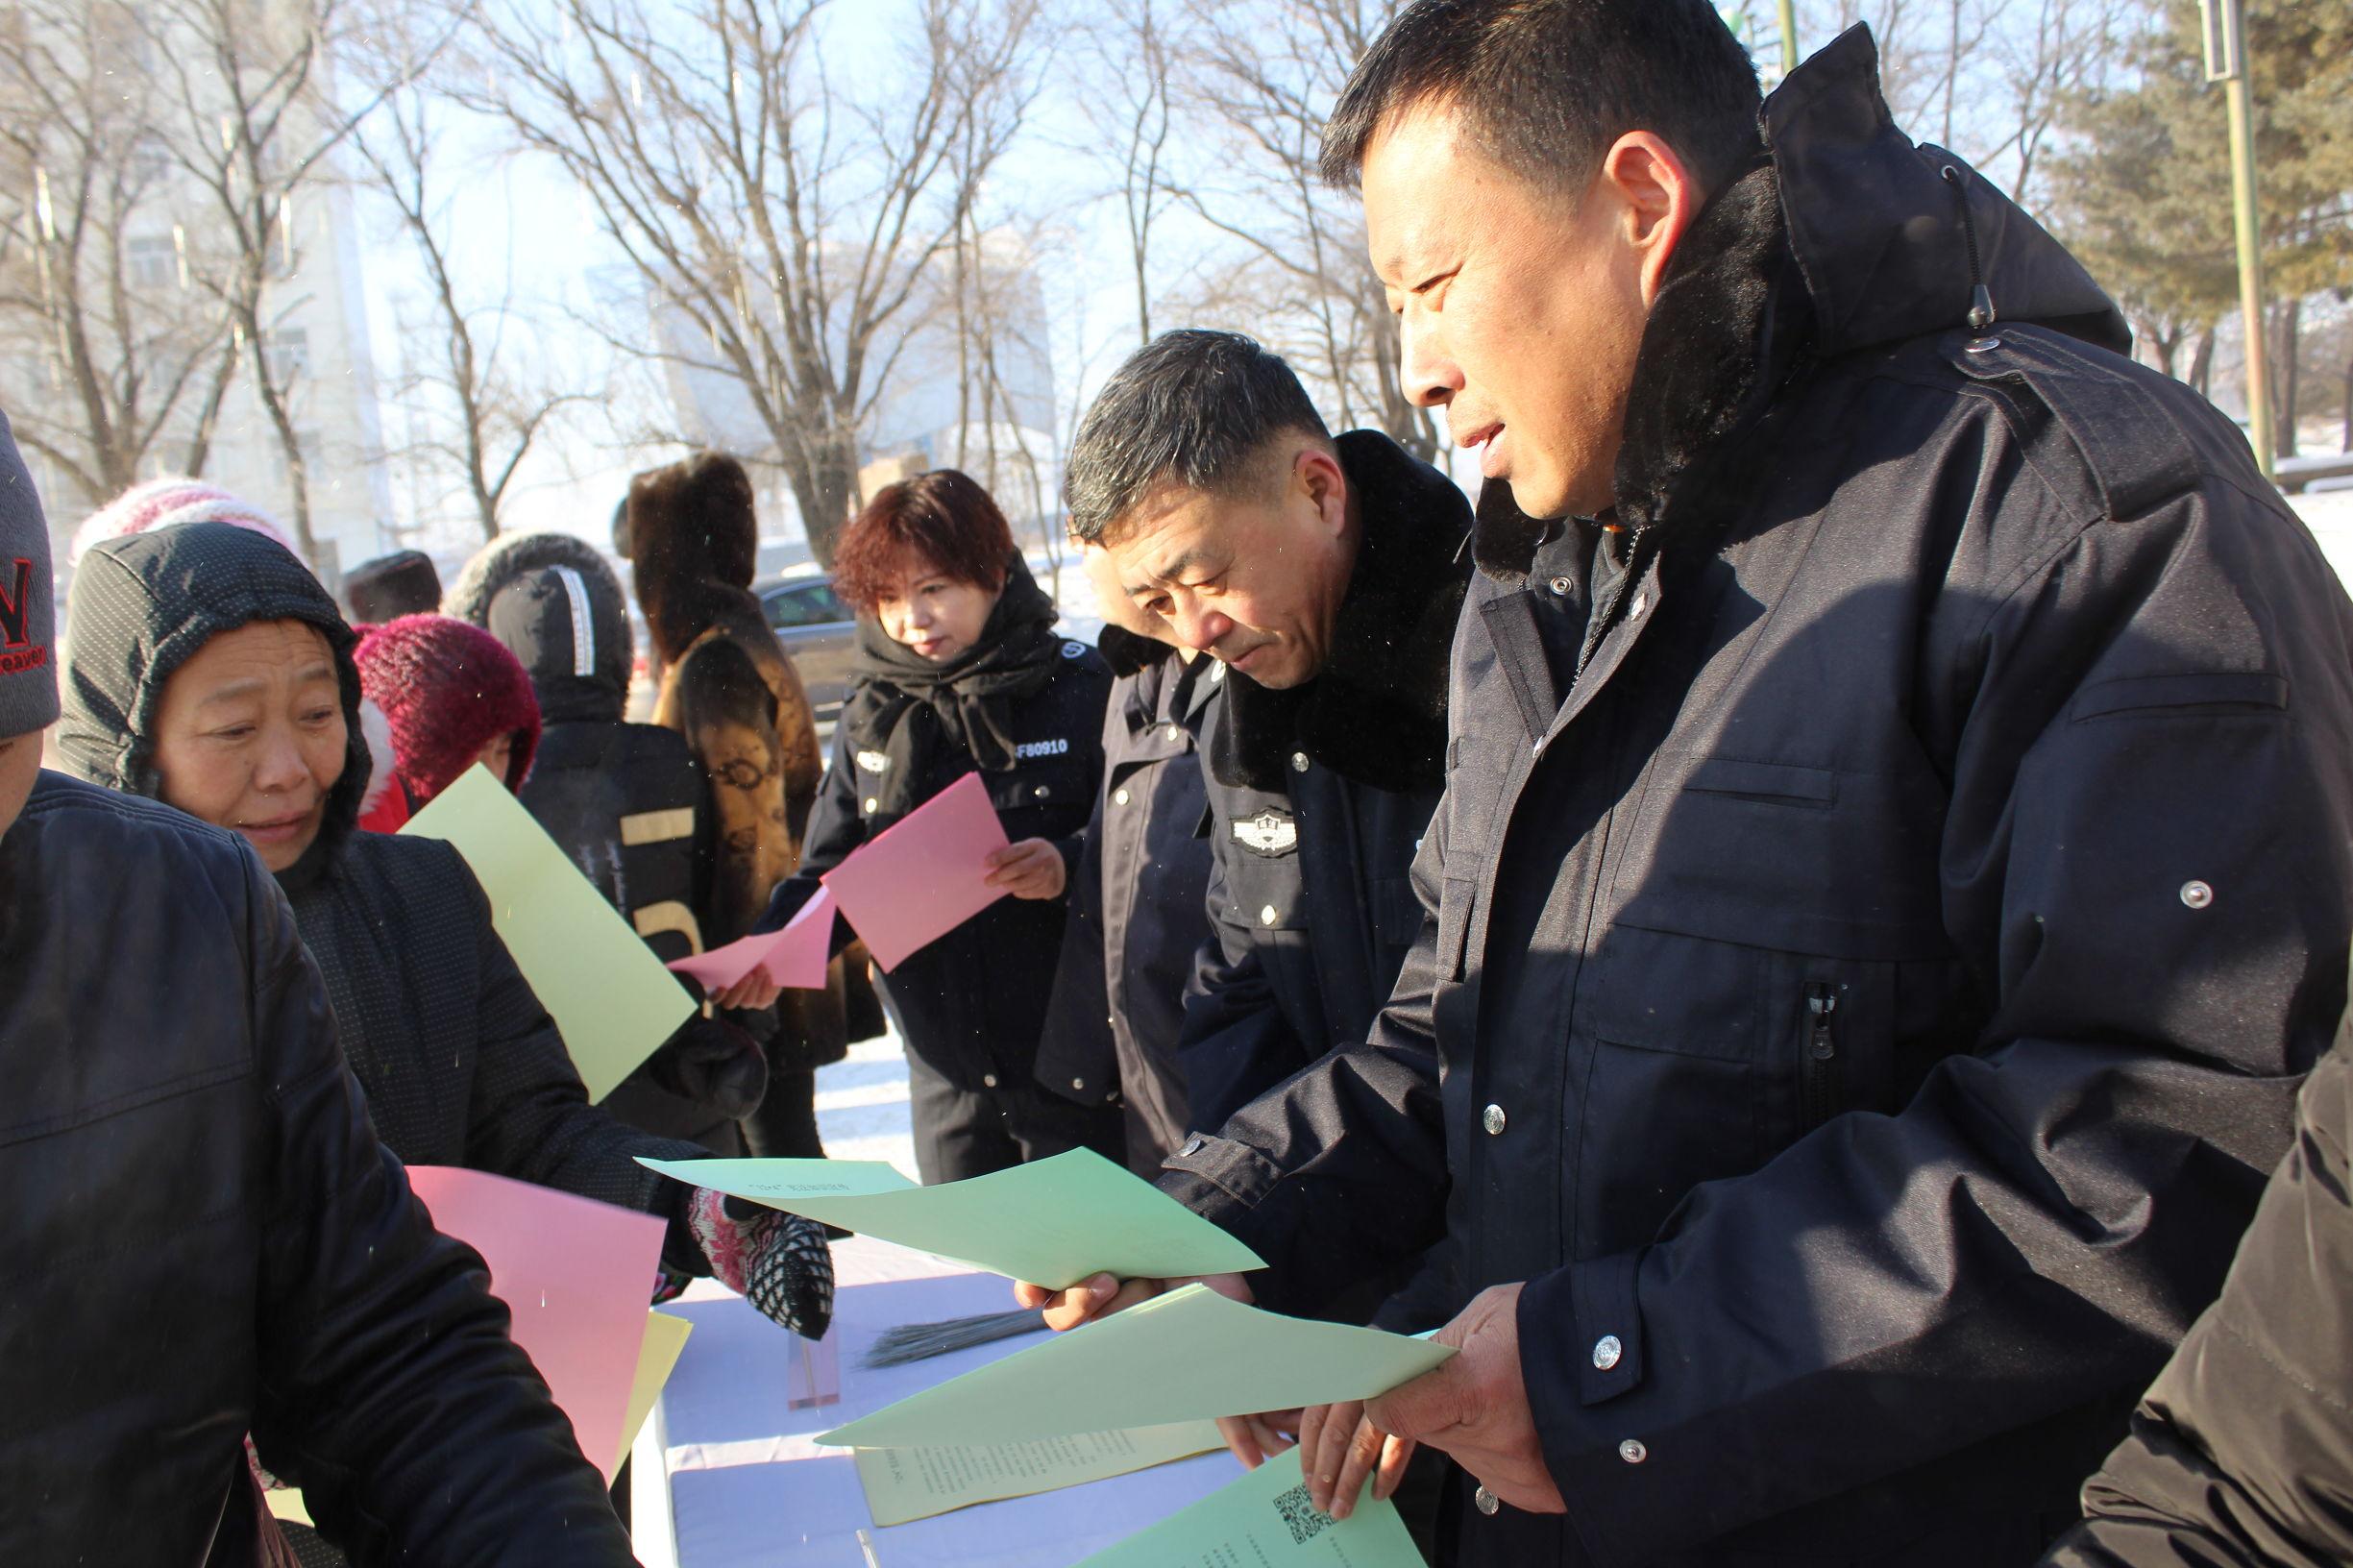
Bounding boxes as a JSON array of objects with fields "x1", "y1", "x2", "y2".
[
  {"x1": 1320, "y1": 0, "x2": 1762, "y2": 197},
  {"x1": 1064, "y1": 330, "x2": 1333, "y2": 544}
]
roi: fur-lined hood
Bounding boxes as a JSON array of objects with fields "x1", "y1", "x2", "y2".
[{"x1": 616, "y1": 452, "x2": 762, "y2": 667}]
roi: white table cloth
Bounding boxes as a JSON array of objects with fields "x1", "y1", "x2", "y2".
[{"x1": 632, "y1": 1237, "x2": 1238, "y2": 1567}]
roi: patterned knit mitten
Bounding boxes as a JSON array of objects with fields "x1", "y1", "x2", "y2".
[{"x1": 687, "y1": 1188, "x2": 835, "y2": 1339}]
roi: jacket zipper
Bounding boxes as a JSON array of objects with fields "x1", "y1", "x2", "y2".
[
  {"x1": 1803, "y1": 981, "x2": 1841, "y2": 1130},
  {"x1": 1574, "y1": 527, "x2": 1651, "y2": 683}
]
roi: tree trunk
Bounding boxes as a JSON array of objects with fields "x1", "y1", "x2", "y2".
[
  {"x1": 2272, "y1": 297, "x2": 2300, "y2": 461},
  {"x1": 2341, "y1": 353, "x2": 2351, "y2": 454},
  {"x1": 2189, "y1": 326, "x2": 2217, "y2": 399},
  {"x1": 788, "y1": 434, "x2": 860, "y2": 567},
  {"x1": 241, "y1": 306, "x2": 317, "y2": 560},
  {"x1": 179, "y1": 335, "x2": 242, "y2": 478}
]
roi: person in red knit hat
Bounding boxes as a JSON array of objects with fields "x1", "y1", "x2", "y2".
[{"x1": 355, "y1": 613, "x2": 543, "y2": 815}]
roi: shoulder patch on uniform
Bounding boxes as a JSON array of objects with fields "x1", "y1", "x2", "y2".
[
  {"x1": 1232, "y1": 808, "x2": 1298, "y2": 857},
  {"x1": 1948, "y1": 324, "x2": 2204, "y2": 521},
  {"x1": 855, "y1": 749, "x2": 891, "y2": 774},
  {"x1": 1062, "y1": 640, "x2": 1088, "y2": 659}
]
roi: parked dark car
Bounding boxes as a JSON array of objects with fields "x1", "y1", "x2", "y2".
[{"x1": 756, "y1": 572, "x2": 856, "y2": 716}]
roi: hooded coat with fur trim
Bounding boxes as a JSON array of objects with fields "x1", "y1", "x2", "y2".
[
  {"x1": 621, "y1": 454, "x2": 865, "y2": 1075},
  {"x1": 1175, "y1": 429, "x2": 1471, "y2": 1138},
  {"x1": 1157, "y1": 30, "x2": 2353, "y2": 1567},
  {"x1": 621, "y1": 453, "x2": 823, "y2": 937}
]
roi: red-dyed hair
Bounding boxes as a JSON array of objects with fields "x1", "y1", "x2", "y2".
[{"x1": 831, "y1": 469, "x2": 1014, "y2": 614}]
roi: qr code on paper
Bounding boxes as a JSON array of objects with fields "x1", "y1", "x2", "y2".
[{"x1": 1272, "y1": 1482, "x2": 1335, "y2": 1546}]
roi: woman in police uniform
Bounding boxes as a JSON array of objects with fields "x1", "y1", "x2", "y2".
[{"x1": 762, "y1": 470, "x2": 1117, "y2": 1182}]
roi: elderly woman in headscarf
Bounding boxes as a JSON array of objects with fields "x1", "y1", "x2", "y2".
[{"x1": 54, "y1": 512, "x2": 833, "y2": 1337}]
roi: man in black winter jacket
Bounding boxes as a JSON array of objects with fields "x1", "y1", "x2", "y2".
[
  {"x1": 1065, "y1": 329, "x2": 1474, "y2": 1144},
  {"x1": 1026, "y1": 8, "x2": 2353, "y2": 1567},
  {"x1": 0, "y1": 413, "x2": 634, "y2": 1565}
]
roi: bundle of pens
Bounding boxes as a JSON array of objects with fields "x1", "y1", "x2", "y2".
[{"x1": 860, "y1": 1309, "x2": 1047, "y2": 1367}]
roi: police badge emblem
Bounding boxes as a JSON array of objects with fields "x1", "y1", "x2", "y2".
[{"x1": 1231, "y1": 808, "x2": 1298, "y2": 856}]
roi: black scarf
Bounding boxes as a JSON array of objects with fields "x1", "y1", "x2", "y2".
[
  {"x1": 1207, "y1": 430, "x2": 1472, "y2": 796},
  {"x1": 841, "y1": 554, "x2": 1065, "y2": 816}
]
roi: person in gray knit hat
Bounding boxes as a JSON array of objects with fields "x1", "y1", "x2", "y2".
[{"x1": 0, "y1": 407, "x2": 639, "y2": 1566}]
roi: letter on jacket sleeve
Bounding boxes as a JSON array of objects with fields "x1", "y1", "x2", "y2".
[
  {"x1": 2045, "y1": 997, "x2": 2353, "y2": 1568},
  {"x1": 241, "y1": 855, "x2": 633, "y2": 1564}
]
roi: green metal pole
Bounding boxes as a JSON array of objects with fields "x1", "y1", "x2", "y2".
[
  {"x1": 2224, "y1": 72, "x2": 2275, "y2": 478},
  {"x1": 1777, "y1": 0, "x2": 1800, "y2": 74},
  {"x1": 2206, "y1": 0, "x2": 2275, "y2": 478}
]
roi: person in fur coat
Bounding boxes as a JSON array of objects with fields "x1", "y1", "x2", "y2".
[{"x1": 617, "y1": 452, "x2": 872, "y2": 1156}]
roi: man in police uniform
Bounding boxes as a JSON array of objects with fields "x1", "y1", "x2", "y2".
[{"x1": 1064, "y1": 329, "x2": 1474, "y2": 1172}]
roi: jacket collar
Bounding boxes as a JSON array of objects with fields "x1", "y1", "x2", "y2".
[
  {"x1": 1474, "y1": 23, "x2": 2128, "y2": 577},
  {"x1": 1208, "y1": 429, "x2": 1472, "y2": 794}
]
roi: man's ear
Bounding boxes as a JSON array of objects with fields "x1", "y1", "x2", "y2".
[
  {"x1": 1297, "y1": 445, "x2": 1351, "y2": 539},
  {"x1": 1596, "y1": 131, "x2": 1704, "y2": 308}
]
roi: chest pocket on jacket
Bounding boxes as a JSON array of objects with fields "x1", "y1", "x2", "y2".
[
  {"x1": 985, "y1": 755, "x2": 1089, "y2": 819},
  {"x1": 1570, "y1": 755, "x2": 1956, "y2": 1256},
  {"x1": 1220, "y1": 831, "x2": 1305, "y2": 932},
  {"x1": 1609, "y1": 754, "x2": 1947, "y2": 959},
  {"x1": 1433, "y1": 735, "x2": 1517, "y2": 984}
]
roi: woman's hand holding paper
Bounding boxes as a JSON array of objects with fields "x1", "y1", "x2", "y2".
[
  {"x1": 984, "y1": 837, "x2": 1067, "y2": 900},
  {"x1": 712, "y1": 971, "x2": 785, "y2": 1011}
]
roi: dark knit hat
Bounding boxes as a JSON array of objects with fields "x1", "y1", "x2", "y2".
[
  {"x1": 344, "y1": 550, "x2": 443, "y2": 625},
  {"x1": 0, "y1": 409, "x2": 59, "y2": 739},
  {"x1": 354, "y1": 613, "x2": 542, "y2": 806}
]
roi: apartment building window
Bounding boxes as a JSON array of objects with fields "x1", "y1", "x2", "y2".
[
  {"x1": 127, "y1": 235, "x2": 175, "y2": 292},
  {"x1": 264, "y1": 327, "x2": 308, "y2": 383},
  {"x1": 129, "y1": 133, "x2": 172, "y2": 186},
  {"x1": 273, "y1": 427, "x2": 324, "y2": 482}
]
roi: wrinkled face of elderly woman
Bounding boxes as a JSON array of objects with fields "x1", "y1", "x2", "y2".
[{"x1": 150, "y1": 620, "x2": 347, "y2": 872}]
